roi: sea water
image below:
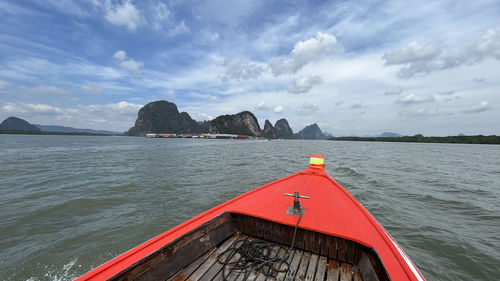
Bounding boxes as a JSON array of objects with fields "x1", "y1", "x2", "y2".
[{"x1": 0, "y1": 135, "x2": 499, "y2": 280}]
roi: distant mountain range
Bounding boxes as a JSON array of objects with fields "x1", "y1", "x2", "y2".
[
  {"x1": 377, "y1": 132, "x2": 402, "y2": 137},
  {"x1": 34, "y1": 124, "x2": 119, "y2": 135},
  {"x1": 0, "y1": 117, "x2": 41, "y2": 132},
  {"x1": 0, "y1": 105, "x2": 405, "y2": 140},
  {"x1": 0, "y1": 117, "x2": 118, "y2": 135}
]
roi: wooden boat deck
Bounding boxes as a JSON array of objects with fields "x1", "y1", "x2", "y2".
[
  {"x1": 111, "y1": 213, "x2": 388, "y2": 281},
  {"x1": 167, "y1": 233, "x2": 362, "y2": 281}
]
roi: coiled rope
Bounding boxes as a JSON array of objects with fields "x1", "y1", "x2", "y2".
[{"x1": 217, "y1": 214, "x2": 303, "y2": 281}]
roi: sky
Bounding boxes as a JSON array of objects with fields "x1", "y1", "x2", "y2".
[{"x1": 0, "y1": 0, "x2": 499, "y2": 136}]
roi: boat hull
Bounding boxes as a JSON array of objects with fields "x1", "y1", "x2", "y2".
[{"x1": 77, "y1": 156, "x2": 425, "y2": 281}]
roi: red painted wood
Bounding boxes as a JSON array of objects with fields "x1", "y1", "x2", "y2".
[{"x1": 76, "y1": 155, "x2": 425, "y2": 281}]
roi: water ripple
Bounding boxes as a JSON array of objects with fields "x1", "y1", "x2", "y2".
[{"x1": 0, "y1": 136, "x2": 498, "y2": 281}]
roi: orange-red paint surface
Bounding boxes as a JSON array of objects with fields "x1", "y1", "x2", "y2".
[{"x1": 77, "y1": 156, "x2": 425, "y2": 281}]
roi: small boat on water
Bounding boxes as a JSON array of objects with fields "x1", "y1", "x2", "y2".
[{"x1": 77, "y1": 155, "x2": 425, "y2": 281}]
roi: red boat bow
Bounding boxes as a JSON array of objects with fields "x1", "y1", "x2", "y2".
[{"x1": 77, "y1": 155, "x2": 425, "y2": 281}]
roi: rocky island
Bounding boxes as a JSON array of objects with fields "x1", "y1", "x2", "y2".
[
  {"x1": 127, "y1": 100, "x2": 324, "y2": 140},
  {"x1": 295, "y1": 123, "x2": 327, "y2": 140},
  {"x1": 0, "y1": 117, "x2": 41, "y2": 132},
  {"x1": 209, "y1": 111, "x2": 261, "y2": 136},
  {"x1": 127, "y1": 100, "x2": 208, "y2": 136}
]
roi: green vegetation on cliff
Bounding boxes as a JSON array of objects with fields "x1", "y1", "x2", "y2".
[{"x1": 328, "y1": 134, "x2": 500, "y2": 144}]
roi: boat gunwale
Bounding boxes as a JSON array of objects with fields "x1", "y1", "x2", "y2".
[{"x1": 76, "y1": 166, "x2": 424, "y2": 281}]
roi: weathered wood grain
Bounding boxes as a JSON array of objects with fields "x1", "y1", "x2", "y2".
[
  {"x1": 326, "y1": 260, "x2": 340, "y2": 281},
  {"x1": 112, "y1": 212, "x2": 233, "y2": 281},
  {"x1": 305, "y1": 253, "x2": 319, "y2": 281},
  {"x1": 296, "y1": 251, "x2": 311, "y2": 281},
  {"x1": 314, "y1": 256, "x2": 328, "y2": 281},
  {"x1": 166, "y1": 248, "x2": 216, "y2": 281},
  {"x1": 340, "y1": 263, "x2": 352, "y2": 281}
]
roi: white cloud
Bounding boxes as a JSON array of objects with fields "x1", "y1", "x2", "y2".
[
  {"x1": 383, "y1": 41, "x2": 441, "y2": 65},
  {"x1": 270, "y1": 32, "x2": 339, "y2": 75},
  {"x1": 396, "y1": 94, "x2": 435, "y2": 105},
  {"x1": 0, "y1": 101, "x2": 143, "y2": 131},
  {"x1": 256, "y1": 100, "x2": 271, "y2": 111},
  {"x1": 1, "y1": 102, "x2": 62, "y2": 115},
  {"x1": 384, "y1": 29, "x2": 500, "y2": 78},
  {"x1": 193, "y1": 112, "x2": 213, "y2": 121},
  {"x1": 118, "y1": 59, "x2": 144, "y2": 72},
  {"x1": 113, "y1": 50, "x2": 127, "y2": 60},
  {"x1": 104, "y1": 0, "x2": 141, "y2": 31},
  {"x1": 19, "y1": 85, "x2": 70, "y2": 96},
  {"x1": 202, "y1": 31, "x2": 220, "y2": 42},
  {"x1": 80, "y1": 84, "x2": 103, "y2": 94},
  {"x1": 86, "y1": 101, "x2": 142, "y2": 115},
  {"x1": 295, "y1": 103, "x2": 319, "y2": 115},
  {"x1": 476, "y1": 28, "x2": 500, "y2": 59},
  {"x1": 274, "y1": 105, "x2": 283, "y2": 113},
  {"x1": 163, "y1": 89, "x2": 176, "y2": 99},
  {"x1": 152, "y1": 2, "x2": 170, "y2": 30},
  {"x1": 398, "y1": 108, "x2": 444, "y2": 119},
  {"x1": 168, "y1": 20, "x2": 189, "y2": 35},
  {"x1": 463, "y1": 101, "x2": 493, "y2": 113},
  {"x1": 222, "y1": 58, "x2": 266, "y2": 81},
  {"x1": 112, "y1": 50, "x2": 144, "y2": 72},
  {"x1": 287, "y1": 75, "x2": 322, "y2": 94}
]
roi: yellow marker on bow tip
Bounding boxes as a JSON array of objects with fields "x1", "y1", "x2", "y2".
[{"x1": 309, "y1": 154, "x2": 325, "y2": 170}]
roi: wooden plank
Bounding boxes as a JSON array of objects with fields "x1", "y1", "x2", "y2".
[
  {"x1": 255, "y1": 245, "x2": 280, "y2": 281},
  {"x1": 304, "y1": 231, "x2": 313, "y2": 253},
  {"x1": 319, "y1": 234, "x2": 328, "y2": 257},
  {"x1": 134, "y1": 216, "x2": 235, "y2": 281},
  {"x1": 327, "y1": 236, "x2": 337, "y2": 259},
  {"x1": 256, "y1": 244, "x2": 282, "y2": 281},
  {"x1": 314, "y1": 256, "x2": 327, "y2": 281},
  {"x1": 112, "y1": 212, "x2": 233, "y2": 281},
  {"x1": 186, "y1": 235, "x2": 240, "y2": 281},
  {"x1": 296, "y1": 228, "x2": 305, "y2": 250},
  {"x1": 201, "y1": 235, "x2": 247, "y2": 281},
  {"x1": 275, "y1": 248, "x2": 296, "y2": 281},
  {"x1": 346, "y1": 241, "x2": 355, "y2": 264},
  {"x1": 353, "y1": 267, "x2": 362, "y2": 281},
  {"x1": 224, "y1": 236, "x2": 257, "y2": 281},
  {"x1": 283, "y1": 249, "x2": 303, "y2": 281},
  {"x1": 166, "y1": 248, "x2": 216, "y2": 281},
  {"x1": 354, "y1": 245, "x2": 362, "y2": 265},
  {"x1": 358, "y1": 253, "x2": 378, "y2": 281},
  {"x1": 296, "y1": 251, "x2": 311, "y2": 281},
  {"x1": 242, "y1": 215, "x2": 250, "y2": 235},
  {"x1": 305, "y1": 253, "x2": 318, "y2": 281},
  {"x1": 255, "y1": 272, "x2": 267, "y2": 281},
  {"x1": 337, "y1": 239, "x2": 346, "y2": 262},
  {"x1": 272, "y1": 247, "x2": 293, "y2": 281},
  {"x1": 326, "y1": 260, "x2": 339, "y2": 281},
  {"x1": 312, "y1": 232, "x2": 320, "y2": 254},
  {"x1": 367, "y1": 252, "x2": 389, "y2": 281},
  {"x1": 339, "y1": 263, "x2": 352, "y2": 281},
  {"x1": 242, "y1": 259, "x2": 262, "y2": 281},
  {"x1": 284, "y1": 224, "x2": 293, "y2": 247}
]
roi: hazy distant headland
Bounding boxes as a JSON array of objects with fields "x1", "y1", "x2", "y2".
[{"x1": 0, "y1": 117, "x2": 118, "y2": 136}]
